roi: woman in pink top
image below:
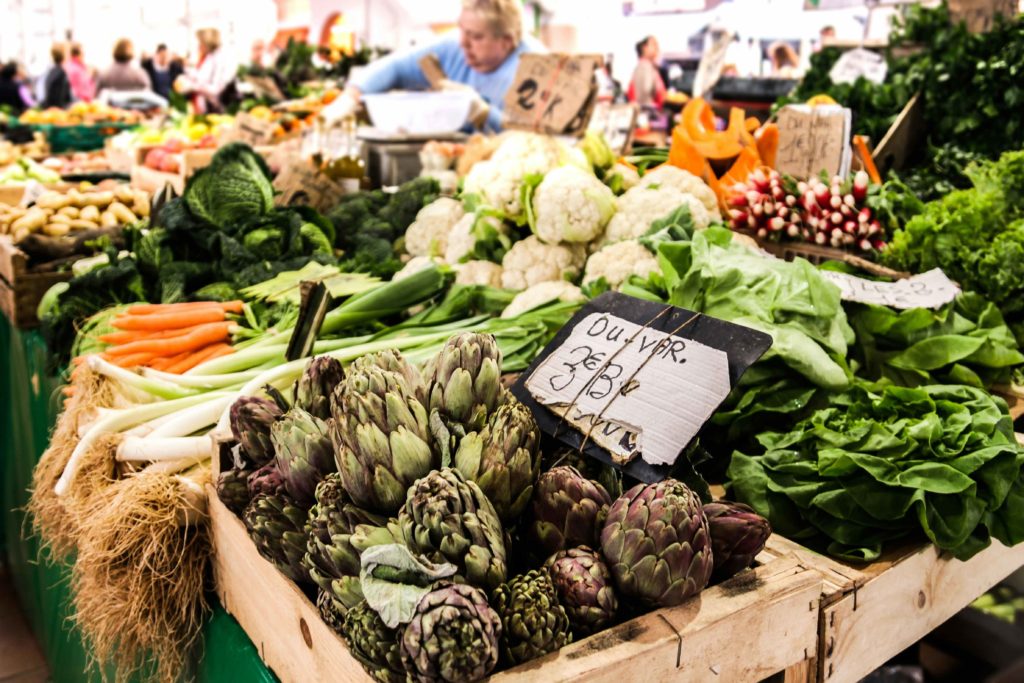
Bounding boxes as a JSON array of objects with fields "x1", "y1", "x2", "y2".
[{"x1": 65, "y1": 43, "x2": 95, "y2": 102}]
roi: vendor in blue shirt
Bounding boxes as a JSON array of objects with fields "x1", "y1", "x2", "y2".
[{"x1": 321, "y1": 0, "x2": 542, "y2": 132}]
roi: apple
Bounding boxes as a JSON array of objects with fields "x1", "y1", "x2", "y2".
[{"x1": 145, "y1": 147, "x2": 167, "y2": 170}]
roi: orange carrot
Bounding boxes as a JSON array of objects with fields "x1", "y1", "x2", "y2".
[
  {"x1": 112, "y1": 308, "x2": 226, "y2": 331},
  {"x1": 165, "y1": 343, "x2": 233, "y2": 374},
  {"x1": 62, "y1": 386, "x2": 75, "y2": 397},
  {"x1": 98, "y1": 323, "x2": 218, "y2": 345},
  {"x1": 72, "y1": 356, "x2": 86, "y2": 366},
  {"x1": 105, "y1": 352, "x2": 157, "y2": 368},
  {"x1": 104, "y1": 322, "x2": 233, "y2": 358},
  {"x1": 156, "y1": 350, "x2": 191, "y2": 371},
  {"x1": 149, "y1": 356, "x2": 178, "y2": 371},
  {"x1": 853, "y1": 135, "x2": 882, "y2": 185},
  {"x1": 126, "y1": 300, "x2": 244, "y2": 315}
]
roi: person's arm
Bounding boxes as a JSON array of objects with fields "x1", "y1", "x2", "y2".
[
  {"x1": 351, "y1": 41, "x2": 439, "y2": 94},
  {"x1": 633, "y1": 62, "x2": 654, "y2": 106},
  {"x1": 138, "y1": 67, "x2": 153, "y2": 91}
]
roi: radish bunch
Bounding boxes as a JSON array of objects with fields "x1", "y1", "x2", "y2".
[{"x1": 727, "y1": 169, "x2": 885, "y2": 252}]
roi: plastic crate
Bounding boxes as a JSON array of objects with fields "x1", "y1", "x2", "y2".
[{"x1": 33, "y1": 122, "x2": 137, "y2": 153}]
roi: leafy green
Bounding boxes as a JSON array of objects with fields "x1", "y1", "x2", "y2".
[
  {"x1": 728, "y1": 382, "x2": 1024, "y2": 561},
  {"x1": 184, "y1": 143, "x2": 274, "y2": 228},
  {"x1": 640, "y1": 204, "x2": 697, "y2": 250}
]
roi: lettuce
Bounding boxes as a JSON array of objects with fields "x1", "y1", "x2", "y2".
[{"x1": 184, "y1": 142, "x2": 275, "y2": 229}]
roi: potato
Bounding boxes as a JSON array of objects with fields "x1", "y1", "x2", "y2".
[
  {"x1": 101, "y1": 210, "x2": 119, "y2": 228},
  {"x1": 11, "y1": 208, "x2": 48, "y2": 234},
  {"x1": 108, "y1": 202, "x2": 138, "y2": 224},
  {"x1": 79, "y1": 205, "x2": 100, "y2": 222},
  {"x1": 35, "y1": 192, "x2": 72, "y2": 210},
  {"x1": 48, "y1": 213, "x2": 72, "y2": 225},
  {"x1": 82, "y1": 191, "x2": 115, "y2": 208},
  {"x1": 67, "y1": 189, "x2": 86, "y2": 207},
  {"x1": 132, "y1": 191, "x2": 150, "y2": 218},
  {"x1": 58, "y1": 205, "x2": 80, "y2": 218},
  {"x1": 68, "y1": 219, "x2": 99, "y2": 230},
  {"x1": 115, "y1": 185, "x2": 136, "y2": 204},
  {"x1": 42, "y1": 223, "x2": 71, "y2": 237}
]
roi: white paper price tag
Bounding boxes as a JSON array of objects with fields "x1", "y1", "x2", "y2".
[
  {"x1": 525, "y1": 312, "x2": 730, "y2": 467},
  {"x1": 19, "y1": 180, "x2": 48, "y2": 208},
  {"x1": 829, "y1": 48, "x2": 888, "y2": 85},
  {"x1": 820, "y1": 268, "x2": 960, "y2": 309},
  {"x1": 692, "y1": 32, "x2": 732, "y2": 98}
]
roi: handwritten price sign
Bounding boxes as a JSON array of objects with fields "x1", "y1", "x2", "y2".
[
  {"x1": 775, "y1": 104, "x2": 852, "y2": 180},
  {"x1": 819, "y1": 268, "x2": 961, "y2": 309},
  {"x1": 503, "y1": 54, "x2": 602, "y2": 136}
]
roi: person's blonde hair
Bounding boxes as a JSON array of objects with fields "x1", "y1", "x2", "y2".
[
  {"x1": 196, "y1": 28, "x2": 221, "y2": 52},
  {"x1": 462, "y1": 0, "x2": 522, "y2": 44}
]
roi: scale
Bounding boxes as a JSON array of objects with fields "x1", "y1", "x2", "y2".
[{"x1": 357, "y1": 127, "x2": 467, "y2": 188}]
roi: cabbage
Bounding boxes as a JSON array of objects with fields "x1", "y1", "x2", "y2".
[{"x1": 184, "y1": 143, "x2": 274, "y2": 228}]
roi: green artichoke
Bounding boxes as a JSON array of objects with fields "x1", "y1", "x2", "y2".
[
  {"x1": 544, "y1": 546, "x2": 618, "y2": 636},
  {"x1": 396, "y1": 468, "x2": 507, "y2": 592},
  {"x1": 426, "y1": 332, "x2": 504, "y2": 435},
  {"x1": 246, "y1": 462, "x2": 285, "y2": 498},
  {"x1": 216, "y1": 467, "x2": 253, "y2": 516},
  {"x1": 527, "y1": 466, "x2": 612, "y2": 558},
  {"x1": 331, "y1": 350, "x2": 438, "y2": 515},
  {"x1": 317, "y1": 589, "x2": 347, "y2": 636},
  {"x1": 600, "y1": 480, "x2": 713, "y2": 607},
  {"x1": 229, "y1": 396, "x2": 283, "y2": 466},
  {"x1": 243, "y1": 492, "x2": 311, "y2": 584},
  {"x1": 492, "y1": 570, "x2": 572, "y2": 665},
  {"x1": 343, "y1": 601, "x2": 405, "y2": 683},
  {"x1": 703, "y1": 501, "x2": 771, "y2": 582},
  {"x1": 271, "y1": 407, "x2": 336, "y2": 509},
  {"x1": 304, "y1": 473, "x2": 387, "y2": 611},
  {"x1": 454, "y1": 400, "x2": 541, "y2": 523},
  {"x1": 400, "y1": 582, "x2": 502, "y2": 682},
  {"x1": 295, "y1": 356, "x2": 345, "y2": 420}
]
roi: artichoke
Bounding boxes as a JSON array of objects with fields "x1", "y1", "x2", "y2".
[
  {"x1": 332, "y1": 350, "x2": 438, "y2": 515},
  {"x1": 229, "y1": 396, "x2": 284, "y2": 466},
  {"x1": 600, "y1": 479, "x2": 713, "y2": 607},
  {"x1": 492, "y1": 570, "x2": 572, "y2": 665},
  {"x1": 304, "y1": 473, "x2": 387, "y2": 611},
  {"x1": 426, "y1": 332, "x2": 504, "y2": 435},
  {"x1": 247, "y1": 462, "x2": 285, "y2": 498},
  {"x1": 344, "y1": 601, "x2": 405, "y2": 683},
  {"x1": 400, "y1": 582, "x2": 502, "y2": 683},
  {"x1": 527, "y1": 466, "x2": 612, "y2": 558},
  {"x1": 544, "y1": 546, "x2": 618, "y2": 636},
  {"x1": 541, "y1": 448, "x2": 623, "y2": 500},
  {"x1": 216, "y1": 467, "x2": 253, "y2": 515},
  {"x1": 317, "y1": 589, "x2": 347, "y2": 636},
  {"x1": 703, "y1": 501, "x2": 771, "y2": 582},
  {"x1": 397, "y1": 468, "x2": 507, "y2": 592},
  {"x1": 271, "y1": 408, "x2": 337, "y2": 509},
  {"x1": 454, "y1": 400, "x2": 541, "y2": 522},
  {"x1": 243, "y1": 492, "x2": 311, "y2": 584},
  {"x1": 295, "y1": 355, "x2": 345, "y2": 420}
]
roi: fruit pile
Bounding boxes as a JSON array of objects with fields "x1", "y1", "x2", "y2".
[
  {"x1": 217, "y1": 333, "x2": 773, "y2": 681},
  {"x1": 727, "y1": 168, "x2": 885, "y2": 252},
  {"x1": 19, "y1": 102, "x2": 143, "y2": 126}
]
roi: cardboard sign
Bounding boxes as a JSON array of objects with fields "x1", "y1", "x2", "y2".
[
  {"x1": 692, "y1": 31, "x2": 732, "y2": 98},
  {"x1": 225, "y1": 112, "x2": 278, "y2": 146},
  {"x1": 511, "y1": 293, "x2": 772, "y2": 482},
  {"x1": 503, "y1": 54, "x2": 602, "y2": 136},
  {"x1": 242, "y1": 74, "x2": 285, "y2": 102},
  {"x1": 775, "y1": 104, "x2": 852, "y2": 180},
  {"x1": 273, "y1": 160, "x2": 350, "y2": 212},
  {"x1": 829, "y1": 48, "x2": 888, "y2": 85},
  {"x1": 949, "y1": 0, "x2": 1017, "y2": 33},
  {"x1": 820, "y1": 268, "x2": 960, "y2": 309},
  {"x1": 587, "y1": 102, "x2": 638, "y2": 155}
]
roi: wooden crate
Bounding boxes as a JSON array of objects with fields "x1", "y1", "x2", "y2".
[
  {"x1": 993, "y1": 386, "x2": 1024, "y2": 421},
  {"x1": 755, "y1": 240, "x2": 910, "y2": 280},
  {"x1": 0, "y1": 236, "x2": 71, "y2": 327},
  {"x1": 760, "y1": 534, "x2": 1024, "y2": 683},
  {"x1": 209, "y1": 485, "x2": 823, "y2": 683}
]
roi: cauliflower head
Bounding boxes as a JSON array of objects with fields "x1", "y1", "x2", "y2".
[
  {"x1": 604, "y1": 185, "x2": 711, "y2": 244},
  {"x1": 500, "y1": 235, "x2": 586, "y2": 290},
  {"x1": 454, "y1": 260, "x2": 504, "y2": 288},
  {"x1": 404, "y1": 197, "x2": 464, "y2": 257},
  {"x1": 608, "y1": 162, "x2": 641, "y2": 193},
  {"x1": 444, "y1": 212, "x2": 506, "y2": 264},
  {"x1": 532, "y1": 165, "x2": 616, "y2": 245},
  {"x1": 637, "y1": 166, "x2": 720, "y2": 219},
  {"x1": 501, "y1": 280, "x2": 584, "y2": 319},
  {"x1": 583, "y1": 240, "x2": 659, "y2": 288},
  {"x1": 394, "y1": 255, "x2": 442, "y2": 281}
]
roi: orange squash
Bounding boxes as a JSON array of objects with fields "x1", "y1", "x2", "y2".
[{"x1": 755, "y1": 123, "x2": 779, "y2": 170}]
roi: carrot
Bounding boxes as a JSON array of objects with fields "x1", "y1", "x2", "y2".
[
  {"x1": 104, "y1": 322, "x2": 233, "y2": 358},
  {"x1": 104, "y1": 352, "x2": 157, "y2": 368},
  {"x1": 112, "y1": 308, "x2": 226, "y2": 331},
  {"x1": 98, "y1": 323, "x2": 219, "y2": 345},
  {"x1": 148, "y1": 356, "x2": 178, "y2": 371},
  {"x1": 62, "y1": 386, "x2": 75, "y2": 397},
  {"x1": 72, "y1": 356, "x2": 86, "y2": 366},
  {"x1": 853, "y1": 135, "x2": 882, "y2": 185},
  {"x1": 126, "y1": 300, "x2": 244, "y2": 315},
  {"x1": 156, "y1": 350, "x2": 192, "y2": 371},
  {"x1": 165, "y1": 343, "x2": 233, "y2": 374}
]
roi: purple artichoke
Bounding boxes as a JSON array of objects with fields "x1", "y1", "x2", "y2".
[
  {"x1": 295, "y1": 356, "x2": 345, "y2": 420},
  {"x1": 703, "y1": 501, "x2": 771, "y2": 581},
  {"x1": 216, "y1": 467, "x2": 253, "y2": 516},
  {"x1": 246, "y1": 463, "x2": 285, "y2": 498},
  {"x1": 229, "y1": 396, "x2": 283, "y2": 466},
  {"x1": 544, "y1": 546, "x2": 618, "y2": 636},
  {"x1": 600, "y1": 479, "x2": 713, "y2": 607},
  {"x1": 527, "y1": 466, "x2": 612, "y2": 558},
  {"x1": 271, "y1": 407, "x2": 336, "y2": 509}
]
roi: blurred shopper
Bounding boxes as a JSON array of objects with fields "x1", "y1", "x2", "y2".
[
  {"x1": 41, "y1": 44, "x2": 72, "y2": 109},
  {"x1": 142, "y1": 44, "x2": 182, "y2": 99},
  {"x1": 320, "y1": 0, "x2": 542, "y2": 131},
  {"x1": 628, "y1": 36, "x2": 665, "y2": 110},
  {"x1": 816, "y1": 25, "x2": 836, "y2": 52},
  {"x1": 769, "y1": 42, "x2": 802, "y2": 79},
  {"x1": 175, "y1": 28, "x2": 238, "y2": 113},
  {"x1": 65, "y1": 42, "x2": 95, "y2": 102},
  {"x1": 0, "y1": 61, "x2": 35, "y2": 113},
  {"x1": 96, "y1": 39, "x2": 152, "y2": 92}
]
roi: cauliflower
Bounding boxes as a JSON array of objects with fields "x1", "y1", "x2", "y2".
[
  {"x1": 603, "y1": 186, "x2": 711, "y2": 244},
  {"x1": 607, "y1": 162, "x2": 641, "y2": 193},
  {"x1": 583, "y1": 240, "x2": 659, "y2": 288},
  {"x1": 501, "y1": 280, "x2": 584, "y2": 319},
  {"x1": 394, "y1": 256, "x2": 442, "y2": 281},
  {"x1": 444, "y1": 212, "x2": 507, "y2": 264},
  {"x1": 454, "y1": 260, "x2": 504, "y2": 288},
  {"x1": 404, "y1": 197, "x2": 465, "y2": 257},
  {"x1": 637, "y1": 166, "x2": 720, "y2": 219},
  {"x1": 532, "y1": 165, "x2": 616, "y2": 245},
  {"x1": 501, "y1": 236, "x2": 587, "y2": 290}
]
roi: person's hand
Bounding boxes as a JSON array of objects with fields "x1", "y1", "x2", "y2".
[
  {"x1": 438, "y1": 79, "x2": 490, "y2": 129},
  {"x1": 319, "y1": 89, "x2": 359, "y2": 127}
]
